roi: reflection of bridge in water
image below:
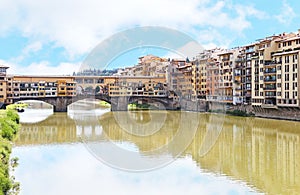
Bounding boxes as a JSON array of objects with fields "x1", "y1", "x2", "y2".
[{"x1": 14, "y1": 112, "x2": 300, "y2": 194}]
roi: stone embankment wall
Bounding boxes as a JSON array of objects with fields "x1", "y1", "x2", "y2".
[
  {"x1": 180, "y1": 99, "x2": 300, "y2": 121},
  {"x1": 252, "y1": 107, "x2": 300, "y2": 121},
  {"x1": 180, "y1": 99, "x2": 208, "y2": 112}
]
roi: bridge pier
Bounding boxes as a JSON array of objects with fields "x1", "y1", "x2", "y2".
[
  {"x1": 110, "y1": 96, "x2": 129, "y2": 111},
  {"x1": 52, "y1": 97, "x2": 72, "y2": 112}
]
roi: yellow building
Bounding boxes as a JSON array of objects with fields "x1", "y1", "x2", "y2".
[
  {"x1": 7, "y1": 76, "x2": 76, "y2": 103},
  {"x1": 0, "y1": 65, "x2": 9, "y2": 105},
  {"x1": 107, "y1": 76, "x2": 167, "y2": 97},
  {"x1": 193, "y1": 51, "x2": 209, "y2": 100}
]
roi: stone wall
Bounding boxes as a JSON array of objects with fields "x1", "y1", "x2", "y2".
[
  {"x1": 180, "y1": 99, "x2": 208, "y2": 112},
  {"x1": 252, "y1": 107, "x2": 300, "y2": 121}
]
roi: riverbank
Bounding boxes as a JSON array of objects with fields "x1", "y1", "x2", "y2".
[
  {"x1": 0, "y1": 109, "x2": 20, "y2": 195},
  {"x1": 180, "y1": 99, "x2": 300, "y2": 121}
]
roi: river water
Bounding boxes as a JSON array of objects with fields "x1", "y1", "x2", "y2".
[{"x1": 11, "y1": 106, "x2": 300, "y2": 195}]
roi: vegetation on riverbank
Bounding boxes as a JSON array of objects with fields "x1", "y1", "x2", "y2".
[
  {"x1": 0, "y1": 109, "x2": 20, "y2": 195},
  {"x1": 6, "y1": 103, "x2": 28, "y2": 111},
  {"x1": 128, "y1": 103, "x2": 159, "y2": 110},
  {"x1": 208, "y1": 109, "x2": 255, "y2": 117},
  {"x1": 99, "y1": 101, "x2": 111, "y2": 108}
]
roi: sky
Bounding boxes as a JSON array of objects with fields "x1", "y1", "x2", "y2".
[{"x1": 0, "y1": 0, "x2": 299, "y2": 75}]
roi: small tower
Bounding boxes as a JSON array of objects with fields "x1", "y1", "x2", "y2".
[
  {"x1": 0, "y1": 65, "x2": 9, "y2": 106},
  {"x1": 0, "y1": 64, "x2": 9, "y2": 76}
]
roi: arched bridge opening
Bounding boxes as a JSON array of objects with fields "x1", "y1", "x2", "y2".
[{"x1": 12, "y1": 94, "x2": 178, "y2": 112}]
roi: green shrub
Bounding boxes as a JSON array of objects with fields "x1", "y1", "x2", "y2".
[{"x1": 0, "y1": 110, "x2": 20, "y2": 194}]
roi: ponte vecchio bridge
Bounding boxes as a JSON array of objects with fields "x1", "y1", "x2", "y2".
[{"x1": 0, "y1": 75, "x2": 180, "y2": 112}]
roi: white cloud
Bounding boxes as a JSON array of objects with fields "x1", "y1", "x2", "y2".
[
  {"x1": 0, "y1": 59, "x2": 80, "y2": 75},
  {"x1": 22, "y1": 41, "x2": 42, "y2": 55},
  {"x1": 0, "y1": 0, "x2": 266, "y2": 58},
  {"x1": 276, "y1": 0, "x2": 296, "y2": 25},
  {"x1": 11, "y1": 41, "x2": 43, "y2": 63},
  {"x1": 13, "y1": 145, "x2": 258, "y2": 195}
]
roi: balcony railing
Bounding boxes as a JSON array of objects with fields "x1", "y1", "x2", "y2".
[
  {"x1": 264, "y1": 77, "x2": 276, "y2": 82},
  {"x1": 264, "y1": 61, "x2": 276, "y2": 66},
  {"x1": 264, "y1": 69, "x2": 276, "y2": 74},
  {"x1": 222, "y1": 58, "x2": 230, "y2": 61},
  {"x1": 235, "y1": 58, "x2": 245, "y2": 63},
  {"x1": 264, "y1": 87, "x2": 276, "y2": 90}
]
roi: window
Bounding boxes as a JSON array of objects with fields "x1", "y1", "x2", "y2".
[
  {"x1": 278, "y1": 65, "x2": 281, "y2": 71},
  {"x1": 285, "y1": 92, "x2": 289, "y2": 99},
  {"x1": 293, "y1": 64, "x2": 298, "y2": 72},
  {"x1": 293, "y1": 73, "x2": 297, "y2": 81},
  {"x1": 285, "y1": 56, "x2": 290, "y2": 63},
  {"x1": 283, "y1": 42, "x2": 287, "y2": 47},
  {"x1": 285, "y1": 83, "x2": 289, "y2": 90},
  {"x1": 293, "y1": 55, "x2": 298, "y2": 63},
  {"x1": 288, "y1": 41, "x2": 292, "y2": 46},
  {"x1": 285, "y1": 65, "x2": 289, "y2": 72},
  {"x1": 278, "y1": 74, "x2": 282, "y2": 79},
  {"x1": 285, "y1": 74, "x2": 290, "y2": 81},
  {"x1": 277, "y1": 83, "x2": 281, "y2": 88}
]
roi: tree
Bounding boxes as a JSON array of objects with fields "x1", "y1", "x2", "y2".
[
  {"x1": 0, "y1": 110, "x2": 20, "y2": 194},
  {"x1": 95, "y1": 86, "x2": 101, "y2": 94}
]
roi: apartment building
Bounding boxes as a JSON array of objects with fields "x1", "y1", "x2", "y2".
[
  {"x1": 206, "y1": 48, "x2": 238, "y2": 104},
  {"x1": 251, "y1": 35, "x2": 278, "y2": 106},
  {"x1": 234, "y1": 45, "x2": 255, "y2": 105},
  {"x1": 167, "y1": 58, "x2": 194, "y2": 99},
  {"x1": 273, "y1": 32, "x2": 300, "y2": 107},
  {"x1": 250, "y1": 30, "x2": 300, "y2": 108},
  {"x1": 0, "y1": 65, "x2": 9, "y2": 105},
  {"x1": 118, "y1": 55, "x2": 169, "y2": 78},
  {"x1": 107, "y1": 76, "x2": 167, "y2": 97},
  {"x1": 193, "y1": 51, "x2": 209, "y2": 100}
]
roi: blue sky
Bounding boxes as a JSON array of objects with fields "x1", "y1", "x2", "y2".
[{"x1": 0, "y1": 0, "x2": 299, "y2": 75}]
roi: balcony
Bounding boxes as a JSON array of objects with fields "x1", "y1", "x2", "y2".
[
  {"x1": 222, "y1": 58, "x2": 230, "y2": 61},
  {"x1": 264, "y1": 77, "x2": 276, "y2": 82},
  {"x1": 264, "y1": 87, "x2": 276, "y2": 91},
  {"x1": 265, "y1": 92, "x2": 276, "y2": 98},
  {"x1": 264, "y1": 61, "x2": 276, "y2": 66},
  {"x1": 235, "y1": 58, "x2": 245, "y2": 63},
  {"x1": 264, "y1": 69, "x2": 276, "y2": 74}
]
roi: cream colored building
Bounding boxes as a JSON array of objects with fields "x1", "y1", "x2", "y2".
[{"x1": 251, "y1": 30, "x2": 300, "y2": 108}]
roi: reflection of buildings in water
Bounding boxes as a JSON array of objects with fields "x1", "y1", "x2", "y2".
[
  {"x1": 15, "y1": 113, "x2": 106, "y2": 145},
  {"x1": 16, "y1": 113, "x2": 78, "y2": 145},
  {"x1": 14, "y1": 112, "x2": 300, "y2": 194},
  {"x1": 189, "y1": 116, "x2": 300, "y2": 195}
]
